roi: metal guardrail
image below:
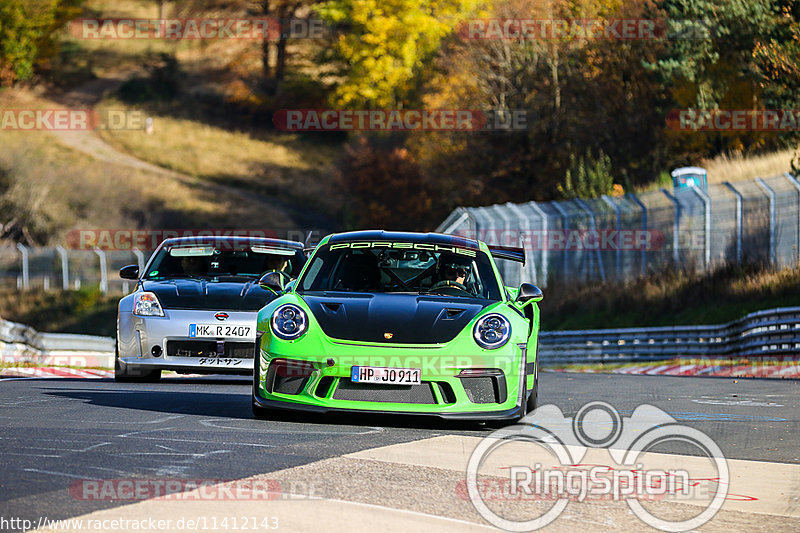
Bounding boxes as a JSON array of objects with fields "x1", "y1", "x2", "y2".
[
  {"x1": 539, "y1": 306, "x2": 800, "y2": 365},
  {"x1": 0, "y1": 318, "x2": 114, "y2": 367}
]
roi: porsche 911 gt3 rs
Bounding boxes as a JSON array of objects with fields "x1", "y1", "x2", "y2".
[{"x1": 252, "y1": 231, "x2": 542, "y2": 421}]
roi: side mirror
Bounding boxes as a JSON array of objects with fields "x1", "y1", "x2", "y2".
[
  {"x1": 119, "y1": 264, "x2": 140, "y2": 280},
  {"x1": 516, "y1": 283, "x2": 543, "y2": 305},
  {"x1": 259, "y1": 271, "x2": 285, "y2": 293}
]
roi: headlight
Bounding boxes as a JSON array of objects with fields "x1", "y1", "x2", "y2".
[
  {"x1": 271, "y1": 304, "x2": 308, "y2": 340},
  {"x1": 133, "y1": 292, "x2": 164, "y2": 317},
  {"x1": 473, "y1": 313, "x2": 511, "y2": 349}
]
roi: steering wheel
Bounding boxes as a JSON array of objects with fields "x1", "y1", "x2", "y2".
[{"x1": 428, "y1": 280, "x2": 473, "y2": 296}]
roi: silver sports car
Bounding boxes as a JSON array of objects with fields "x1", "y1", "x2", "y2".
[{"x1": 115, "y1": 236, "x2": 306, "y2": 382}]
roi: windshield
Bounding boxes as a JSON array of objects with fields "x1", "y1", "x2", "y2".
[
  {"x1": 144, "y1": 244, "x2": 305, "y2": 279},
  {"x1": 297, "y1": 242, "x2": 503, "y2": 300}
]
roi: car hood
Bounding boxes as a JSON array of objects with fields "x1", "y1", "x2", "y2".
[
  {"x1": 142, "y1": 278, "x2": 274, "y2": 311},
  {"x1": 299, "y1": 293, "x2": 491, "y2": 344}
]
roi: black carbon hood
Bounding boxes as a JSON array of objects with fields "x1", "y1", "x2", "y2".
[
  {"x1": 300, "y1": 293, "x2": 490, "y2": 344},
  {"x1": 142, "y1": 278, "x2": 275, "y2": 310}
]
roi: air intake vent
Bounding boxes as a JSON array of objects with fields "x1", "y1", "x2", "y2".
[{"x1": 333, "y1": 381, "x2": 436, "y2": 404}]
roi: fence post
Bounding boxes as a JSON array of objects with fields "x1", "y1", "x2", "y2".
[
  {"x1": 132, "y1": 248, "x2": 145, "y2": 273},
  {"x1": 627, "y1": 193, "x2": 647, "y2": 277},
  {"x1": 722, "y1": 182, "x2": 743, "y2": 263},
  {"x1": 661, "y1": 188, "x2": 681, "y2": 267},
  {"x1": 601, "y1": 195, "x2": 622, "y2": 280},
  {"x1": 439, "y1": 208, "x2": 471, "y2": 235},
  {"x1": 15, "y1": 243, "x2": 29, "y2": 290},
  {"x1": 755, "y1": 177, "x2": 777, "y2": 265},
  {"x1": 574, "y1": 198, "x2": 606, "y2": 282},
  {"x1": 690, "y1": 185, "x2": 712, "y2": 268},
  {"x1": 784, "y1": 172, "x2": 800, "y2": 266},
  {"x1": 527, "y1": 201, "x2": 549, "y2": 286},
  {"x1": 55, "y1": 245, "x2": 70, "y2": 290},
  {"x1": 551, "y1": 202, "x2": 570, "y2": 282},
  {"x1": 94, "y1": 248, "x2": 108, "y2": 293},
  {"x1": 505, "y1": 202, "x2": 534, "y2": 285}
]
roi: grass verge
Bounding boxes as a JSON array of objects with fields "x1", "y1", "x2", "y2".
[
  {"x1": 540, "y1": 262, "x2": 800, "y2": 330},
  {"x1": 0, "y1": 288, "x2": 118, "y2": 337}
]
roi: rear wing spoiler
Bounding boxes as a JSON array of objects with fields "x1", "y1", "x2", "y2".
[{"x1": 488, "y1": 245, "x2": 525, "y2": 265}]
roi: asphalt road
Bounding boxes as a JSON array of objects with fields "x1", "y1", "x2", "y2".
[{"x1": 1, "y1": 373, "x2": 798, "y2": 529}]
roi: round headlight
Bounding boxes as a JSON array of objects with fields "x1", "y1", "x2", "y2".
[
  {"x1": 473, "y1": 313, "x2": 511, "y2": 349},
  {"x1": 271, "y1": 304, "x2": 308, "y2": 340}
]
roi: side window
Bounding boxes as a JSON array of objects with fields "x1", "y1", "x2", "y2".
[{"x1": 301, "y1": 256, "x2": 324, "y2": 291}]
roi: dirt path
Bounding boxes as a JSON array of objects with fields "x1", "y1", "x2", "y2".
[{"x1": 44, "y1": 72, "x2": 302, "y2": 225}]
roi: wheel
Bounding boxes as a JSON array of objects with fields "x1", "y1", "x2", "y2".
[{"x1": 114, "y1": 343, "x2": 161, "y2": 383}]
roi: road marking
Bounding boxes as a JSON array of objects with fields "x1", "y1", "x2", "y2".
[
  {"x1": 346, "y1": 435, "x2": 800, "y2": 517},
  {"x1": 23, "y1": 468, "x2": 99, "y2": 480}
]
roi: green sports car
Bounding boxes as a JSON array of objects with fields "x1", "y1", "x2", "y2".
[{"x1": 251, "y1": 230, "x2": 543, "y2": 421}]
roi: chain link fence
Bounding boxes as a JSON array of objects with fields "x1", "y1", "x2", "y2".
[
  {"x1": 437, "y1": 173, "x2": 799, "y2": 287},
  {"x1": 0, "y1": 246, "x2": 145, "y2": 294}
]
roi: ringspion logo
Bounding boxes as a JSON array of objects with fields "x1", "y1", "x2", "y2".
[{"x1": 465, "y1": 402, "x2": 728, "y2": 531}]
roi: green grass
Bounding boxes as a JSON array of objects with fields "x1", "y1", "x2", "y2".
[
  {"x1": 0, "y1": 288, "x2": 118, "y2": 337},
  {"x1": 540, "y1": 262, "x2": 800, "y2": 330}
]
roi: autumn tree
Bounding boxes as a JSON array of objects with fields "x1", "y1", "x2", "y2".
[
  {"x1": 317, "y1": 0, "x2": 480, "y2": 108},
  {"x1": 648, "y1": 0, "x2": 800, "y2": 153},
  {"x1": 0, "y1": 0, "x2": 83, "y2": 86}
]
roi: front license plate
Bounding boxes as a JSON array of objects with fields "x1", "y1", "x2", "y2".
[
  {"x1": 351, "y1": 366, "x2": 421, "y2": 385},
  {"x1": 189, "y1": 324, "x2": 253, "y2": 339}
]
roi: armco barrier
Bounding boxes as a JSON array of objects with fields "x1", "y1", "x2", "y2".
[
  {"x1": 2, "y1": 306, "x2": 799, "y2": 370},
  {"x1": 539, "y1": 306, "x2": 800, "y2": 365},
  {"x1": 0, "y1": 318, "x2": 114, "y2": 368}
]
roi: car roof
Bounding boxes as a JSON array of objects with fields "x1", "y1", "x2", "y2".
[{"x1": 327, "y1": 230, "x2": 481, "y2": 249}]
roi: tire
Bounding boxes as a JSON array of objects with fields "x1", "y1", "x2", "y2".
[{"x1": 114, "y1": 343, "x2": 161, "y2": 383}]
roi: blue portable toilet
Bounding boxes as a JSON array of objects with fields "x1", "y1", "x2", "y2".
[{"x1": 671, "y1": 167, "x2": 708, "y2": 192}]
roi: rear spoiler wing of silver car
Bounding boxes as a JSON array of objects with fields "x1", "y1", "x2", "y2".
[{"x1": 488, "y1": 245, "x2": 525, "y2": 265}]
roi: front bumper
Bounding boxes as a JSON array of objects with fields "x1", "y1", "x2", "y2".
[
  {"x1": 118, "y1": 309, "x2": 258, "y2": 374},
  {"x1": 253, "y1": 336, "x2": 532, "y2": 420}
]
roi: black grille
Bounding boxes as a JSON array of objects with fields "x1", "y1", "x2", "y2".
[
  {"x1": 273, "y1": 375, "x2": 308, "y2": 395},
  {"x1": 167, "y1": 341, "x2": 255, "y2": 358},
  {"x1": 436, "y1": 382, "x2": 457, "y2": 404},
  {"x1": 315, "y1": 376, "x2": 335, "y2": 398},
  {"x1": 265, "y1": 359, "x2": 314, "y2": 395},
  {"x1": 333, "y1": 380, "x2": 436, "y2": 404},
  {"x1": 460, "y1": 377, "x2": 495, "y2": 403}
]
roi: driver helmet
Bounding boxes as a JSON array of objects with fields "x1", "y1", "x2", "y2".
[{"x1": 436, "y1": 254, "x2": 472, "y2": 283}]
